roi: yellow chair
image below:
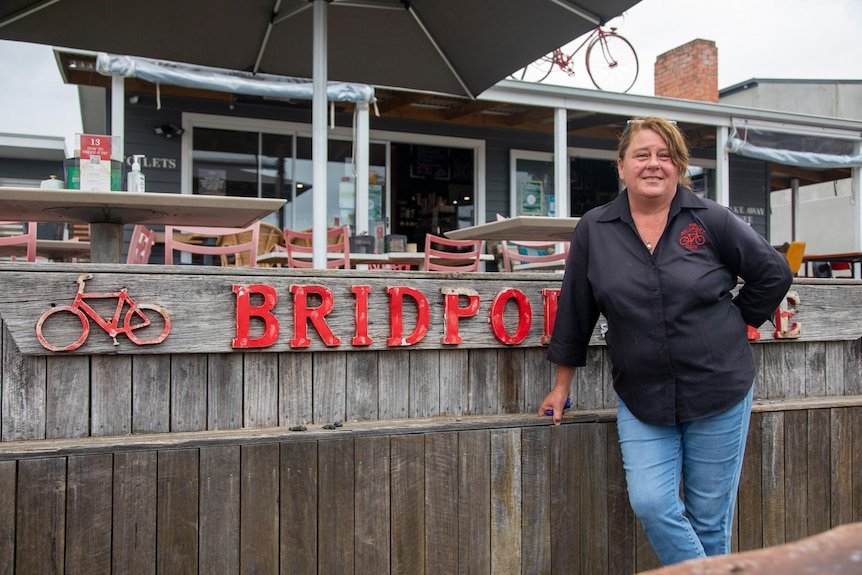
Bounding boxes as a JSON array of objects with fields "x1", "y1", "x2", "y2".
[
  {"x1": 784, "y1": 241, "x2": 806, "y2": 276},
  {"x1": 217, "y1": 221, "x2": 284, "y2": 267},
  {"x1": 165, "y1": 223, "x2": 260, "y2": 267}
]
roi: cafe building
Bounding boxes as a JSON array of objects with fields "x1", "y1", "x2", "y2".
[{"x1": 0, "y1": 41, "x2": 860, "y2": 573}]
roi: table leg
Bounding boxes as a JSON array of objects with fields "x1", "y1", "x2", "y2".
[{"x1": 89, "y1": 223, "x2": 124, "y2": 263}]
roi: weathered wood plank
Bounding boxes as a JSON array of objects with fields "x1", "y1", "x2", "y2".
[
  {"x1": 2, "y1": 325, "x2": 46, "y2": 441},
  {"x1": 830, "y1": 408, "x2": 854, "y2": 527},
  {"x1": 92, "y1": 354, "x2": 131, "y2": 436},
  {"x1": 318, "y1": 437, "x2": 355, "y2": 574},
  {"x1": 280, "y1": 440, "x2": 318, "y2": 574},
  {"x1": 409, "y1": 349, "x2": 440, "y2": 418},
  {"x1": 521, "y1": 426, "x2": 551, "y2": 574},
  {"x1": 469, "y1": 349, "x2": 499, "y2": 415},
  {"x1": 16, "y1": 457, "x2": 65, "y2": 574},
  {"x1": 65, "y1": 453, "x2": 113, "y2": 574},
  {"x1": 280, "y1": 351, "x2": 312, "y2": 427},
  {"x1": 550, "y1": 424, "x2": 578, "y2": 570},
  {"x1": 392, "y1": 434, "x2": 425, "y2": 574},
  {"x1": 241, "y1": 443, "x2": 280, "y2": 575},
  {"x1": 738, "y1": 412, "x2": 764, "y2": 552},
  {"x1": 806, "y1": 409, "x2": 831, "y2": 535},
  {"x1": 783, "y1": 410, "x2": 808, "y2": 542},
  {"x1": 459, "y1": 429, "x2": 490, "y2": 575},
  {"x1": 0, "y1": 460, "x2": 15, "y2": 574},
  {"x1": 243, "y1": 352, "x2": 279, "y2": 428},
  {"x1": 346, "y1": 351, "x2": 379, "y2": 421},
  {"x1": 607, "y1": 421, "x2": 637, "y2": 574},
  {"x1": 804, "y1": 342, "x2": 826, "y2": 397},
  {"x1": 157, "y1": 448, "x2": 199, "y2": 574},
  {"x1": 491, "y1": 428, "x2": 522, "y2": 575},
  {"x1": 208, "y1": 353, "x2": 243, "y2": 430},
  {"x1": 844, "y1": 338, "x2": 862, "y2": 394},
  {"x1": 580, "y1": 423, "x2": 608, "y2": 575},
  {"x1": 761, "y1": 412, "x2": 786, "y2": 547},
  {"x1": 199, "y1": 445, "x2": 240, "y2": 574},
  {"x1": 498, "y1": 348, "x2": 525, "y2": 414},
  {"x1": 524, "y1": 347, "x2": 552, "y2": 414},
  {"x1": 313, "y1": 352, "x2": 347, "y2": 424},
  {"x1": 46, "y1": 355, "x2": 89, "y2": 439},
  {"x1": 824, "y1": 340, "x2": 845, "y2": 396},
  {"x1": 424, "y1": 432, "x2": 458, "y2": 575},
  {"x1": 851, "y1": 406, "x2": 862, "y2": 524},
  {"x1": 355, "y1": 436, "x2": 391, "y2": 573},
  {"x1": 576, "y1": 345, "x2": 604, "y2": 410},
  {"x1": 113, "y1": 451, "x2": 157, "y2": 575},
  {"x1": 132, "y1": 354, "x2": 171, "y2": 433},
  {"x1": 170, "y1": 353, "x2": 208, "y2": 431},
  {"x1": 439, "y1": 348, "x2": 468, "y2": 416},
  {"x1": 378, "y1": 350, "x2": 409, "y2": 420}
]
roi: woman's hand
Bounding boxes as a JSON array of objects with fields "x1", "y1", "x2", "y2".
[{"x1": 538, "y1": 365, "x2": 576, "y2": 425}]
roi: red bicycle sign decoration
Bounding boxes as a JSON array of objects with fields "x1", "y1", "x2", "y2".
[{"x1": 36, "y1": 273, "x2": 170, "y2": 352}]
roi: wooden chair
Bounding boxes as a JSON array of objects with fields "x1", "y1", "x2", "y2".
[
  {"x1": 0, "y1": 221, "x2": 37, "y2": 262},
  {"x1": 164, "y1": 223, "x2": 260, "y2": 267},
  {"x1": 217, "y1": 221, "x2": 284, "y2": 267},
  {"x1": 126, "y1": 225, "x2": 157, "y2": 264},
  {"x1": 501, "y1": 239, "x2": 569, "y2": 271},
  {"x1": 423, "y1": 233, "x2": 483, "y2": 272},
  {"x1": 783, "y1": 241, "x2": 806, "y2": 276},
  {"x1": 279, "y1": 226, "x2": 351, "y2": 269}
]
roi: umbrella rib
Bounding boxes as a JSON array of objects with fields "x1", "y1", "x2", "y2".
[
  {"x1": 0, "y1": 0, "x2": 62, "y2": 29},
  {"x1": 407, "y1": 6, "x2": 474, "y2": 99},
  {"x1": 548, "y1": 0, "x2": 602, "y2": 26},
  {"x1": 257, "y1": 0, "x2": 314, "y2": 74}
]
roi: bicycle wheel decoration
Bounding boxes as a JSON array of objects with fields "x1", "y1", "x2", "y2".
[{"x1": 586, "y1": 33, "x2": 638, "y2": 93}]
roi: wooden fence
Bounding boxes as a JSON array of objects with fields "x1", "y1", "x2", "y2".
[{"x1": 0, "y1": 264, "x2": 860, "y2": 574}]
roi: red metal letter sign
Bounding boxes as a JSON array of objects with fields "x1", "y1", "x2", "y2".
[
  {"x1": 441, "y1": 286, "x2": 481, "y2": 345},
  {"x1": 386, "y1": 286, "x2": 430, "y2": 346},
  {"x1": 290, "y1": 284, "x2": 341, "y2": 348},
  {"x1": 232, "y1": 284, "x2": 279, "y2": 349},
  {"x1": 490, "y1": 288, "x2": 532, "y2": 345},
  {"x1": 774, "y1": 290, "x2": 801, "y2": 339},
  {"x1": 352, "y1": 285, "x2": 373, "y2": 346},
  {"x1": 541, "y1": 289, "x2": 561, "y2": 345}
]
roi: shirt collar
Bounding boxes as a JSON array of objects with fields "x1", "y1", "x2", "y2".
[{"x1": 597, "y1": 186, "x2": 709, "y2": 223}]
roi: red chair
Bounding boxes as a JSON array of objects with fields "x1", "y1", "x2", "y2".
[
  {"x1": 280, "y1": 226, "x2": 351, "y2": 269},
  {"x1": 830, "y1": 261, "x2": 853, "y2": 278},
  {"x1": 126, "y1": 225, "x2": 156, "y2": 264},
  {"x1": 423, "y1": 233, "x2": 483, "y2": 272},
  {"x1": 0, "y1": 221, "x2": 37, "y2": 262},
  {"x1": 164, "y1": 223, "x2": 260, "y2": 267}
]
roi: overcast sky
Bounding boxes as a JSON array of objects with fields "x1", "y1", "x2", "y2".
[{"x1": 1, "y1": 0, "x2": 860, "y2": 152}]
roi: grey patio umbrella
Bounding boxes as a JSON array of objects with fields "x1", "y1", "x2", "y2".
[{"x1": 0, "y1": 0, "x2": 641, "y2": 265}]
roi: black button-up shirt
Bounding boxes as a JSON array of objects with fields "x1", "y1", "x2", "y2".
[{"x1": 548, "y1": 187, "x2": 793, "y2": 425}]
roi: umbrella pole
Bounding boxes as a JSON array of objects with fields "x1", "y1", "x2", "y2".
[{"x1": 312, "y1": 0, "x2": 328, "y2": 269}]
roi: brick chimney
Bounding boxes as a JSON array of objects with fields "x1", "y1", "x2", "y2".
[{"x1": 654, "y1": 39, "x2": 718, "y2": 102}]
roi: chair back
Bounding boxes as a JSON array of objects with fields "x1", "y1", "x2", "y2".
[
  {"x1": 126, "y1": 225, "x2": 157, "y2": 264},
  {"x1": 217, "y1": 221, "x2": 284, "y2": 267},
  {"x1": 784, "y1": 241, "x2": 806, "y2": 275},
  {"x1": 501, "y1": 240, "x2": 569, "y2": 272},
  {"x1": 423, "y1": 233, "x2": 483, "y2": 272},
  {"x1": 282, "y1": 226, "x2": 351, "y2": 269},
  {"x1": 164, "y1": 223, "x2": 260, "y2": 267},
  {"x1": 0, "y1": 221, "x2": 37, "y2": 262}
]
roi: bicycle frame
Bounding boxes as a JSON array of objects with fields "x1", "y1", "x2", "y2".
[{"x1": 549, "y1": 26, "x2": 611, "y2": 74}]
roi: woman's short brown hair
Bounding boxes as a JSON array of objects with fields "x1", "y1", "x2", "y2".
[{"x1": 618, "y1": 117, "x2": 692, "y2": 189}]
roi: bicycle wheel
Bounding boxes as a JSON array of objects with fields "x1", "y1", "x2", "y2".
[
  {"x1": 586, "y1": 34, "x2": 638, "y2": 93},
  {"x1": 36, "y1": 306, "x2": 89, "y2": 352},
  {"x1": 125, "y1": 303, "x2": 171, "y2": 345},
  {"x1": 508, "y1": 54, "x2": 555, "y2": 84}
]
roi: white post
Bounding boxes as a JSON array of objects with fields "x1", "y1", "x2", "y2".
[
  {"x1": 312, "y1": 0, "x2": 328, "y2": 269},
  {"x1": 854, "y1": 141, "x2": 862, "y2": 251},
  {"x1": 355, "y1": 102, "x2": 370, "y2": 236},
  {"x1": 715, "y1": 126, "x2": 730, "y2": 207},
  {"x1": 111, "y1": 75, "x2": 125, "y2": 165},
  {"x1": 553, "y1": 108, "x2": 568, "y2": 217},
  {"x1": 791, "y1": 178, "x2": 800, "y2": 242}
]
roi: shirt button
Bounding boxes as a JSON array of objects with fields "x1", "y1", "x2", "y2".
[
  {"x1": 653, "y1": 290, "x2": 660, "y2": 296},
  {"x1": 656, "y1": 318, "x2": 663, "y2": 325},
  {"x1": 661, "y1": 345, "x2": 668, "y2": 351}
]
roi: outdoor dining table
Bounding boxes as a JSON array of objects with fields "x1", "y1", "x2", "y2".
[
  {"x1": 444, "y1": 215, "x2": 580, "y2": 242},
  {"x1": 0, "y1": 238, "x2": 92, "y2": 261},
  {"x1": 257, "y1": 251, "x2": 494, "y2": 270},
  {"x1": 0, "y1": 187, "x2": 286, "y2": 264},
  {"x1": 801, "y1": 251, "x2": 862, "y2": 279}
]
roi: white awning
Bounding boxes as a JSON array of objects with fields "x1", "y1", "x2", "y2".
[{"x1": 728, "y1": 118, "x2": 862, "y2": 169}]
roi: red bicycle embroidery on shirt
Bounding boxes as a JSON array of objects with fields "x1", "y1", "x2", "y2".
[{"x1": 679, "y1": 223, "x2": 706, "y2": 250}]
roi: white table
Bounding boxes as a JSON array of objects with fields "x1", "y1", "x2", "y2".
[
  {"x1": 445, "y1": 216, "x2": 579, "y2": 242},
  {"x1": 0, "y1": 187, "x2": 286, "y2": 263}
]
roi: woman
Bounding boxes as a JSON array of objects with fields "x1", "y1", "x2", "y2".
[{"x1": 540, "y1": 117, "x2": 792, "y2": 565}]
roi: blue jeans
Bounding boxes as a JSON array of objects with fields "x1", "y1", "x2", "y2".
[{"x1": 616, "y1": 387, "x2": 753, "y2": 566}]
